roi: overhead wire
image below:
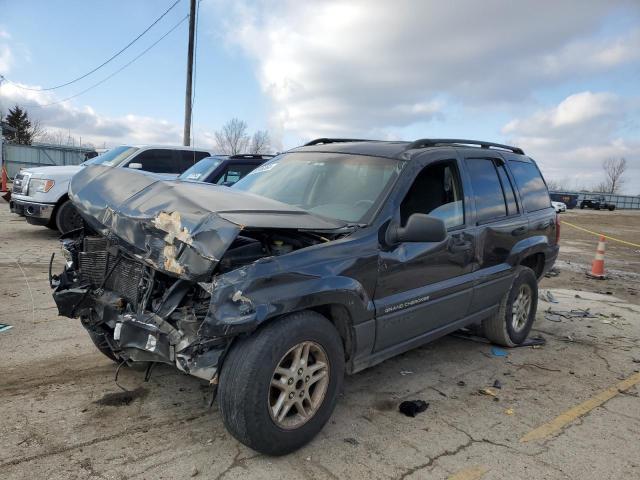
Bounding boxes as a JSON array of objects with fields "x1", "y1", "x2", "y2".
[
  {"x1": 12, "y1": 14, "x2": 189, "y2": 109},
  {"x1": 1, "y1": 0, "x2": 182, "y2": 91}
]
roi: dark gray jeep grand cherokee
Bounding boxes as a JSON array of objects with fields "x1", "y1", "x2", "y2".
[{"x1": 52, "y1": 138, "x2": 558, "y2": 455}]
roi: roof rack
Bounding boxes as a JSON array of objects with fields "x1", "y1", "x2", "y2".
[
  {"x1": 304, "y1": 138, "x2": 375, "y2": 146},
  {"x1": 228, "y1": 154, "x2": 275, "y2": 159},
  {"x1": 407, "y1": 138, "x2": 524, "y2": 155}
]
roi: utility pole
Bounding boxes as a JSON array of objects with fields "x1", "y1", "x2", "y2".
[{"x1": 183, "y1": 0, "x2": 196, "y2": 146}]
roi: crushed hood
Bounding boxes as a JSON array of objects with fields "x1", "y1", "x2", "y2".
[{"x1": 68, "y1": 165, "x2": 344, "y2": 280}]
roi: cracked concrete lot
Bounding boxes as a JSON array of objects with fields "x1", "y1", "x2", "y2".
[{"x1": 1, "y1": 204, "x2": 639, "y2": 479}]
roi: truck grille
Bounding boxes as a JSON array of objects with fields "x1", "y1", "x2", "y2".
[
  {"x1": 79, "y1": 237, "x2": 144, "y2": 308},
  {"x1": 12, "y1": 173, "x2": 29, "y2": 194}
]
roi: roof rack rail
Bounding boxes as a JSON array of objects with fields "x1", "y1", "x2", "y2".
[
  {"x1": 228, "y1": 154, "x2": 275, "y2": 159},
  {"x1": 407, "y1": 138, "x2": 524, "y2": 155},
  {"x1": 304, "y1": 138, "x2": 374, "y2": 146}
]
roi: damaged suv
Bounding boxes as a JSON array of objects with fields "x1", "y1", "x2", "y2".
[{"x1": 52, "y1": 138, "x2": 558, "y2": 455}]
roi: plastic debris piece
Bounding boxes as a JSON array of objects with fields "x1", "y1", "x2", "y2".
[
  {"x1": 541, "y1": 290, "x2": 559, "y2": 303},
  {"x1": 399, "y1": 400, "x2": 429, "y2": 417},
  {"x1": 457, "y1": 380, "x2": 466, "y2": 387},
  {"x1": 0, "y1": 324, "x2": 13, "y2": 334},
  {"x1": 493, "y1": 379, "x2": 502, "y2": 389},
  {"x1": 491, "y1": 347, "x2": 508, "y2": 357},
  {"x1": 400, "y1": 370, "x2": 414, "y2": 376},
  {"x1": 505, "y1": 408, "x2": 514, "y2": 415},
  {"x1": 545, "y1": 267, "x2": 560, "y2": 278},
  {"x1": 479, "y1": 387, "x2": 498, "y2": 397}
]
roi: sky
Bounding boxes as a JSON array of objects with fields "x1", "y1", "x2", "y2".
[{"x1": 0, "y1": 0, "x2": 638, "y2": 193}]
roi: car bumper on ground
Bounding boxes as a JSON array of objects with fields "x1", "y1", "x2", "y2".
[{"x1": 10, "y1": 199, "x2": 55, "y2": 225}]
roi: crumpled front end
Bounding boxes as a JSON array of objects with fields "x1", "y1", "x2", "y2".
[
  {"x1": 52, "y1": 232, "x2": 229, "y2": 380},
  {"x1": 52, "y1": 165, "x2": 342, "y2": 380}
]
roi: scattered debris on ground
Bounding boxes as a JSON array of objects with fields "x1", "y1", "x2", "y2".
[
  {"x1": 399, "y1": 400, "x2": 429, "y2": 417},
  {"x1": 545, "y1": 267, "x2": 560, "y2": 278},
  {"x1": 0, "y1": 323, "x2": 13, "y2": 334},
  {"x1": 544, "y1": 308, "x2": 598, "y2": 322}
]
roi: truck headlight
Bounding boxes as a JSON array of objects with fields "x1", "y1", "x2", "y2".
[{"x1": 30, "y1": 178, "x2": 55, "y2": 193}]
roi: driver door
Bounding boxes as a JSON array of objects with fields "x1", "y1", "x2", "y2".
[{"x1": 373, "y1": 157, "x2": 476, "y2": 351}]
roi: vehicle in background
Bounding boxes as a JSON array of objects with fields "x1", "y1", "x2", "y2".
[
  {"x1": 551, "y1": 201, "x2": 566, "y2": 213},
  {"x1": 52, "y1": 138, "x2": 558, "y2": 455},
  {"x1": 549, "y1": 192, "x2": 578, "y2": 209},
  {"x1": 9, "y1": 145, "x2": 212, "y2": 233},
  {"x1": 178, "y1": 154, "x2": 273, "y2": 186},
  {"x1": 580, "y1": 196, "x2": 616, "y2": 211}
]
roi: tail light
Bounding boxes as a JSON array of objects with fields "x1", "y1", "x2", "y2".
[{"x1": 555, "y1": 214, "x2": 560, "y2": 244}]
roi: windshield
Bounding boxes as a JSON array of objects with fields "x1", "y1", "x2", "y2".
[
  {"x1": 83, "y1": 146, "x2": 139, "y2": 167},
  {"x1": 178, "y1": 156, "x2": 224, "y2": 181},
  {"x1": 232, "y1": 152, "x2": 404, "y2": 223}
]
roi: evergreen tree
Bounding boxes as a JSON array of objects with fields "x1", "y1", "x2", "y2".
[{"x1": 5, "y1": 105, "x2": 33, "y2": 144}]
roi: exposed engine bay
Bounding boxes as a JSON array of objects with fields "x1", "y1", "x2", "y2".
[{"x1": 52, "y1": 226, "x2": 332, "y2": 380}]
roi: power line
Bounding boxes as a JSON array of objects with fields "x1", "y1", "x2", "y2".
[
  {"x1": 14, "y1": 14, "x2": 189, "y2": 109},
  {"x1": 2, "y1": 0, "x2": 181, "y2": 91}
]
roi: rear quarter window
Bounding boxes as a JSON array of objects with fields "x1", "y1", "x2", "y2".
[{"x1": 508, "y1": 159, "x2": 551, "y2": 212}]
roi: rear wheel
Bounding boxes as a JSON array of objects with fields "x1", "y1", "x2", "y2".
[
  {"x1": 608, "y1": 206, "x2": 615, "y2": 211},
  {"x1": 55, "y1": 199, "x2": 84, "y2": 233},
  {"x1": 218, "y1": 311, "x2": 344, "y2": 455},
  {"x1": 482, "y1": 266, "x2": 538, "y2": 347}
]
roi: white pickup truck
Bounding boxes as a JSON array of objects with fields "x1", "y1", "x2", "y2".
[{"x1": 10, "y1": 145, "x2": 212, "y2": 232}]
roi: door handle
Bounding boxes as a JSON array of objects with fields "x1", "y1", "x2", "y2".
[{"x1": 511, "y1": 226, "x2": 527, "y2": 236}]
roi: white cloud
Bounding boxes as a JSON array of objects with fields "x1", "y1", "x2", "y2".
[
  {"x1": 502, "y1": 91, "x2": 640, "y2": 192},
  {"x1": 0, "y1": 82, "x2": 186, "y2": 147},
  {"x1": 0, "y1": 29, "x2": 12, "y2": 72},
  {"x1": 215, "y1": 0, "x2": 640, "y2": 139}
]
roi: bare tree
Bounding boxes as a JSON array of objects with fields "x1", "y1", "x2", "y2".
[
  {"x1": 214, "y1": 118, "x2": 249, "y2": 155},
  {"x1": 30, "y1": 119, "x2": 48, "y2": 143},
  {"x1": 602, "y1": 157, "x2": 626, "y2": 193},
  {"x1": 249, "y1": 130, "x2": 271, "y2": 154},
  {"x1": 593, "y1": 181, "x2": 609, "y2": 193}
]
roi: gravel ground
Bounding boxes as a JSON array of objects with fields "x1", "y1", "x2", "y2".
[{"x1": 1, "y1": 203, "x2": 639, "y2": 480}]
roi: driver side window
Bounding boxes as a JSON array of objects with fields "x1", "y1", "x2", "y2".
[{"x1": 400, "y1": 161, "x2": 464, "y2": 229}]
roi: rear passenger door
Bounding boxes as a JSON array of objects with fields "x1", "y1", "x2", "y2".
[{"x1": 462, "y1": 155, "x2": 528, "y2": 313}]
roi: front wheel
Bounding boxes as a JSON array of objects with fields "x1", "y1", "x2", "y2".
[
  {"x1": 218, "y1": 311, "x2": 344, "y2": 455},
  {"x1": 56, "y1": 199, "x2": 84, "y2": 233},
  {"x1": 482, "y1": 266, "x2": 538, "y2": 347}
]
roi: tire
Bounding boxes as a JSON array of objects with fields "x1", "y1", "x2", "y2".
[
  {"x1": 608, "y1": 206, "x2": 615, "y2": 211},
  {"x1": 580, "y1": 204, "x2": 585, "y2": 209},
  {"x1": 86, "y1": 327, "x2": 120, "y2": 363},
  {"x1": 55, "y1": 199, "x2": 84, "y2": 233},
  {"x1": 481, "y1": 266, "x2": 538, "y2": 347},
  {"x1": 218, "y1": 311, "x2": 344, "y2": 455}
]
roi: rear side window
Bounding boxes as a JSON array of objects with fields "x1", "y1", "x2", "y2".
[
  {"x1": 178, "y1": 150, "x2": 210, "y2": 171},
  {"x1": 465, "y1": 158, "x2": 507, "y2": 223},
  {"x1": 214, "y1": 163, "x2": 258, "y2": 185},
  {"x1": 508, "y1": 160, "x2": 550, "y2": 211},
  {"x1": 129, "y1": 149, "x2": 178, "y2": 173},
  {"x1": 496, "y1": 164, "x2": 518, "y2": 215}
]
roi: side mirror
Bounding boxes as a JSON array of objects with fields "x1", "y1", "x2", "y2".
[
  {"x1": 128, "y1": 162, "x2": 143, "y2": 170},
  {"x1": 387, "y1": 213, "x2": 447, "y2": 244}
]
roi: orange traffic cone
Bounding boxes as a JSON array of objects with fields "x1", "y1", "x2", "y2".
[
  {"x1": 587, "y1": 235, "x2": 606, "y2": 279},
  {"x1": 0, "y1": 164, "x2": 10, "y2": 202},
  {"x1": 0, "y1": 164, "x2": 7, "y2": 192}
]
